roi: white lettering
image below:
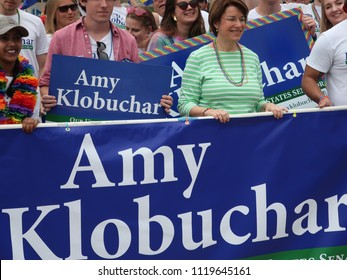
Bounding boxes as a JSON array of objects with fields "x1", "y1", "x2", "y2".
[{"x1": 60, "y1": 133, "x2": 115, "y2": 189}]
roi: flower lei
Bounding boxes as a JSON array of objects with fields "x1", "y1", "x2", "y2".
[{"x1": 0, "y1": 55, "x2": 38, "y2": 124}]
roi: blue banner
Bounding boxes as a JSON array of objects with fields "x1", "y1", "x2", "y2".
[
  {"x1": 1, "y1": 109, "x2": 347, "y2": 259},
  {"x1": 21, "y1": 0, "x2": 37, "y2": 9},
  {"x1": 47, "y1": 55, "x2": 172, "y2": 122}
]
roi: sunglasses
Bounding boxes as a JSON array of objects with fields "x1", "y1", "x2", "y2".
[
  {"x1": 176, "y1": 0, "x2": 199, "y2": 10},
  {"x1": 126, "y1": 6, "x2": 146, "y2": 16},
  {"x1": 58, "y1": 3, "x2": 78, "y2": 13},
  {"x1": 97, "y1": 41, "x2": 109, "y2": 60}
]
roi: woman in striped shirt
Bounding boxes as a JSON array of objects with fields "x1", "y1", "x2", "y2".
[{"x1": 178, "y1": 0, "x2": 287, "y2": 123}]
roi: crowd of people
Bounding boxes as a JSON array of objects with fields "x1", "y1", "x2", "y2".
[{"x1": 0, "y1": 0, "x2": 346, "y2": 131}]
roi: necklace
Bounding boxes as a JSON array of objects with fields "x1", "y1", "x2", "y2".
[
  {"x1": 0, "y1": 56, "x2": 38, "y2": 124},
  {"x1": 213, "y1": 39, "x2": 245, "y2": 87}
]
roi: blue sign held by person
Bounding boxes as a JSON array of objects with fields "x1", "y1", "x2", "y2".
[{"x1": 47, "y1": 55, "x2": 173, "y2": 122}]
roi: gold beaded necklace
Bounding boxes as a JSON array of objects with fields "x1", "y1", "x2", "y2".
[{"x1": 213, "y1": 39, "x2": 245, "y2": 87}]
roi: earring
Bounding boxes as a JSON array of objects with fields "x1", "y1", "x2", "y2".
[{"x1": 173, "y1": 15, "x2": 177, "y2": 21}]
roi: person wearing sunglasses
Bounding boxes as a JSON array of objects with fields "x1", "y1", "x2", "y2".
[
  {"x1": 147, "y1": 0, "x2": 206, "y2": 50},
  {"x1": 178, "y1": 0, "x2": 287, "y2": 123},
  {"x1": 126, "y1": 6, "x2": 158, "y2": 53},
  {"x1": 45, "y1": 0, "x2": 80, "y2": 45}
]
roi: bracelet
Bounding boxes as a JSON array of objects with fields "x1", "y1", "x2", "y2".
[
  {"x1": 202, "y1": 108, "x2": 211, "y2": 116},
  {"x1": 318, "y1": 95, "x2": 329, "y2": 104}
]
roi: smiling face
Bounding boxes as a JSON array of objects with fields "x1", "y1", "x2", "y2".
[
  {"x1": 174, "y1": 0, "x2": 199, "y2": 26},
  {"x1": 0, "y1": 29, "x2": 22, "y2": 67},
  {"x1": 323, "y1": 0, "x2": 347, "y2": 26},
  {"x1": 214, "y1": 5, "x2": 246, "y2": 44}
]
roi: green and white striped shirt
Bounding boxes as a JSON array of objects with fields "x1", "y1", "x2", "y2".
[{"x1": 178, "y1": 44, "x2": 267, "y2": 116}]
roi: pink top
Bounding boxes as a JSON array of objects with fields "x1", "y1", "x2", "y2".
[{"x1": 39, "y1": 18, "x2": 139, "y2": 87}]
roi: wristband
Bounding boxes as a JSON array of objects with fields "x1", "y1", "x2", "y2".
[
  {"x1": 202, "y1": 108, "x2": 211, "y2": 116},
  {"x1": 318, "y1": 95, "x2": 329, "y2": 104}
]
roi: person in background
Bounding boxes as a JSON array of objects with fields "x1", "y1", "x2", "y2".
[
  {"x1": 126, "y1": 5, "x2": 158, "y2": 53},
  {"x1": 178, "y1": 0, "x2": 287, "y2": 123},
  {"x1": 199, "y1": 0, "x2": 210, "y2": 31},
  {"x1": 147, "y1": 0, "x2": 205, "y2": 50},
  {"x1": 0, "y1": 18, "x2": 39, "y2": 133},
  {"x1": 305, "y1": 0, "x2": 322, "y2": 37},
  {"x1": 78, "y1": 0, "x2": 86, "y2": 16},
  {"x1": 110, "y1": 0, "x2": 127, "y2": 29},
  {"x1": 198, "y1": 0, "x2": 209, "y2": 11},
  {"x1": 45, "y1": 0, "x2": 80, "y2": 44},
  {"x1": 244, "y1": 0, "x2": 259, "y2": 10},
  {"x1": 247, "y1": 0, "x2": 317, "y2": 40},
  {"x1": 301, "y1": 0, "x2": 347, "y2": 108},
  {"x1": 153, "y1": 0, "x2": 166, "y2": 19},
  {"x1": 320, "y1": 0, "x2": 347, "y2": 32}
]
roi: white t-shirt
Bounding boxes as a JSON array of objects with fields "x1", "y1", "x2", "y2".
[
  {"x1": 306, "y1": 20, "x2": 347, "y2": 105},
  {"x1": 89, "y1": 32, "x2": 115, "y2": 61},
  {"x1": 201, "y1": 10, "x2": 210, "y2": 33},
  {"x1": 110, "y1": 6, "x2": 127, "y2": 29},
  {"x1": 248, "y1": 3, "x2": 313, "y2": 20}
]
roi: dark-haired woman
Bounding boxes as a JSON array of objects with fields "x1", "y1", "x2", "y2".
[{"x1": 147, "y1": 0, "x2": 205, "y2": 49}]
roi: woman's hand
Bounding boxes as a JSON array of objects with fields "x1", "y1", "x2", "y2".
[
  {"x1": 204, "y1": 108, "x2": 230, "y2": 123},
  {"x1": 22, "y1": 117, "x2": 39, "y2": 134},
  {"x1": 41, "y1": 95, "x2": 57, "y2": 114},
  {"x1": 160, "y1": 95, "x2": 173, "y2": 113},
  {"x1": 318, "y1": 96, "x2": 332, "y2": 108},
  {"x1": 302, "y1": 14, "x2": 316, "y2": 37},
  {"x1": 263, "y1": 103, "x2": 288, "y2": 119}
]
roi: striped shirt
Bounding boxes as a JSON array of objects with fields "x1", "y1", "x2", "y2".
[{"x1": 178, "y1": 44, "x2": 267, "y2": 116}]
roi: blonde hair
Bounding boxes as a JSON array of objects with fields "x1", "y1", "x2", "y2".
[
  {"x1": 320, "y1": 2, "x2": 333, "y2": 33},
  {"x1": 321, "y1": 0, "x2": 347, "y2": 32},
  {"x1": 45, "y1": 0, "x2": 79, "y2": 34}
]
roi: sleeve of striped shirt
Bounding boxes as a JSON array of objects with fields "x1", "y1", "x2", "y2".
[
  {"x1": 178, "y1": 52, "x2": 203, "y2": 116},
  {"x1": 255, "y1": 55, "x2": 267, "y2": 112}
]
